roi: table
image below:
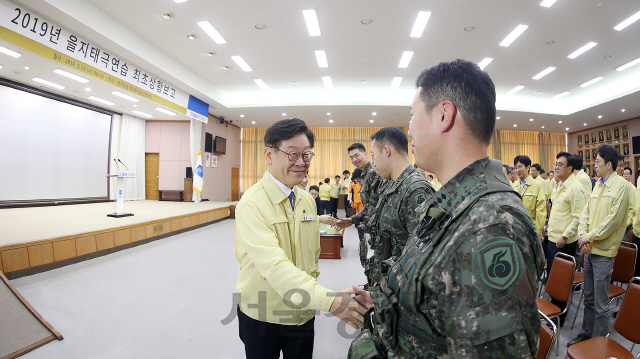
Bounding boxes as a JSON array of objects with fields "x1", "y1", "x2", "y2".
[{"x1": 319, "y1": 224, "x2": 343, "y2": 259}]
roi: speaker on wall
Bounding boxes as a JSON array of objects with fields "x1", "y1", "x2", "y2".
[
  {"x1": 632, "y1": 136, "x2": 640, "y2": 155},
  {"x1": 205, "y1": 132, "x2": 213, "y2": 153},
  {"x1": 186, "y1": 167, "x2": 193, "y2": 178}
]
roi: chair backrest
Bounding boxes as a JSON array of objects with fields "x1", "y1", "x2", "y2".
[
  {"x1": 545, "y1": 253, "x2": 576, "y2": 302},
  {"x1": 537, "y1": 311, "x2": 557, "y2": 359},
  {"x1": 613, "y1": 278, "x2": 640, "y2": 344},
  {"x1": 611, "y1": 242, "x2": 637, "y2": 283},
  {"x1": 579, "y1": 253, "x2": 584, "y2": 268}
]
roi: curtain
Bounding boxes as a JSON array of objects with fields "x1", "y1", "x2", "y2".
[
  {"x1": 116, "y1": 114, "x2": 146, "y2": 200},
  {"x1": 538, "y1": 132, "x2": 567, "y2": 173},
  {"x1": 190, "y1": 119, "x2": 203, "y2": 202}
]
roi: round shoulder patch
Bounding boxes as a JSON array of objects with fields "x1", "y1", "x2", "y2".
[
  {"x1": 411, "y1": 191, "x2": 427, "y2": 207},
  {"x1": 473, "y1": 239, "x2": 520, "y2": 291}
]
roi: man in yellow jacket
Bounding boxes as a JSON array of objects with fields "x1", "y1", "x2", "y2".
[
  {"x1": 569, "y1": 144, "x2": 634, "y2": 346},
  {"x1": 234, "y1": 118, "x2": 364, "y2": 358},
  {"x1": 514, "y1": 155, "x2": 547, "y2": 239}
]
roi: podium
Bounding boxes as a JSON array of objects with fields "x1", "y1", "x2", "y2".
[{"x1": 106, "y1": 171, "x2": 135, "y2": 218}]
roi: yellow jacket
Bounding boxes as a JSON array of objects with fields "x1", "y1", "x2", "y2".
[
  {"x1": 235, "y1": 171, "x2": 335, "y2": 325},
  {"x1": 632, "y1": 186, "x2": 640, "y2": 238},
  {"x1": 511, "y1": 180, "x2": 519, "y2": 192},
  {"x1": 576, "y1": 170, "x2": 593, "y2": 197},
  {"x1": 624, "y1": 180, "x2": 636, "y2": 228},
  {"x1": 329, "y1": 182, "x2": 340, "y2": 198},
  {"x1": 534, "y1": 175, "x2": 548, "y2": 199},
  {"x1": 341, "y1": 177, "x2": 351, "y2": 195},
  {"x1": 547, "y1": 174, "x2": 586, "y2": 244},
  {"x1": 518, "y1": 175, "x2": 547, "y2": 235},
  {"x1": 319, "y1": 183, "x2": 331, "y2": 201},
  {"x1": 578, "y1": 172, "x2": 633, "y2": 257}
]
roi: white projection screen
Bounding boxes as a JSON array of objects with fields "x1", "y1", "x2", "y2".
[{"x1": 0, "y1": 84, "x2": 112, "y2": 203}]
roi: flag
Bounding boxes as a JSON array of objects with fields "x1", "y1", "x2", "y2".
[{"x1": 193, "y1": 150, "x2": 204, "y2": 195}]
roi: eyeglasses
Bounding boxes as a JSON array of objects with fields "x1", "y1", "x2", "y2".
[
  {"x1": 554, "y1": 162, "x2": 566, "y2": 168},
  {"x1": 271, "y1": 147, "x2": 315, "y2": 163}
]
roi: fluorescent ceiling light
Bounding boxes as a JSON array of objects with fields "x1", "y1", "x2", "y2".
[
  {"x1": 499, "y1": 25, "x2": 528, "y2": 47},
  {"x1": 33, "y1": 78, "x2": 65, "y2": 90},
  {"x1": 410, "y1": 11, "x2": 431, "y2": 38},
  {"x1": 155, "y1": 108, "x2": 176, "y2": 116},
  {"x1": 567, "y1": 42, "x2": 597, "y2": 59},
  {"x1": 111, "y1": 91, "x2": 139, "y2": 102},
  {"x1": 231, "y1": 56, "x2": 252, "y2": 72},
  {"x1": 550, "y1": 91, "x2": 570, "y2": 100},
  {"x1": 505, "y1": 85, "x2": 525, "y2": 95},
  {"x1": 132, "y1": 110, "x2": 153, "y2": 118},
  {"x1": 532, "y1": 67, "x2": 556, "y2": 80},
  {"x1": 540, "y1": 0, "x2": 557, "y2": 7},
  {"x1": 322, "y1": 76, "x2": 333, "y2": 89},
  {"x1": 88, "y1": 96, "x2": 114, "y2": 105},
  {"x1": 53, "y1": 69, "x2": 89, "y2": 83},
  {"x1": 580, "y1": 77, "x2": 603, "y2": 87},
  {"x1": 174, "y1": 0, "x2": 187, "y2": 3},
  {"x1": 197, "y1": 21, "x2": 227, "y2": 44},
  {"x1": 0, "y1": 45, "x2": 21, "y2": 58},
  {"x1": 477, "y1": 58, "x2": 493, "y2": 70},
  {"x1": 254, "y1": 79, "x2": 270, "y2": 90},
  {"x1": 315, "y1": 51, "x2": 328, "y2": 68},
  {"x1": 616, "y1": 58, "x2": 640, "y2": 71},
  {"x1": 302, "y1": 10, "x2": 321, "y2": 36},
  {"x1": 398, "y1": 51, "x2": 414, "y2": 68},
  {"x1": 390, "y1": 77, "x2": 403, "y2": 89},
  {"x1": 614, "y1": 10, "x2": 640, "y2": 31}
]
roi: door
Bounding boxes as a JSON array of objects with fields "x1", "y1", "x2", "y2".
[
  {"x1": 231, "y1": 167, "x2": 240, "y2": 201},
  {"x1": 145, "y1": 153, "x2": 159, "y2": 200}
]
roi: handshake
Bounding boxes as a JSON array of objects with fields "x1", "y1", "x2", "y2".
[{"x1": 329, "y1": 286, "x2": 373, "y2": 329}]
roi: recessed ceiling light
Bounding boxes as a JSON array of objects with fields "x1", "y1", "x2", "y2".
[
  {"x1": 567, "y1": 42, "x2": 597, "y2": 59},
  {"x1": 329, "y1": 120, "x2": 333, "y2": 123},
  {"x1": 535, "y1": 91, "x2": 543, "y2": 94},
  {"x1": 231, "y1": 56, "x2": 252, "y2": 72},
  {"x1": 252, "y1": 121, "x2": 256, "y2": 124},
  {"x1": 369, "y1": 120, "x2": 374, "y2": 123},
  {"x1": 546, "y1": 40, "x2": 556, "y2": 44},
  {"x1": 584, "y1": 123, "x2": 587, "y2": 126},
  {"x1": 254, "y1": 79, "x2": 270, "y2": 90},
  {"x1": 111, "y1": 91, "x2": 139, "y2": 102},
  {"x1": 532, "y1": 66, "x2": 556, "y2": 80},
  {"x1": 622, "y1": 109, "x2": 626, "y2": 112},
  {"x1": 558, "y1": 121, "x2": 562, "y2": 123},
  {"x1": 322, "y1": 76, "x2": 333, "y2": 89},
  {"x1": 390, "y1": 77, "x2": 402, "y2": 89},
  {"x1": 541, "y1": 126, "x2": 545, "y2": 128},
  {"x1": 85, "y1": 87, "x2": 91, "y2": 91},
  {"x1": 53, "y1": 69, "x2": 89, "y2": 83},
  {"x1": 566, "y1": 127, "x2": 569, "y2": 131},
  {"x1": 240, "y1": 115, "x2": 244, "y2": 117},
  {"x1": 88, "y1": 96, "x2": 114, "y2": 105},
  {"x1": 598, "y1": 115, "x2": 602, "y2": 118},
  {"x1": 464, "y1": 26, "x2": 475, "y2": 31},
  {"x1": 499, "y1": 25, "x2": 528, "y2": 47},
  {"x1": 162, "y1": 13, "x2": 174, "y2": 19},
  {"x1": 477, "y1": 58, "x2": 493, "y2": 70},
  {"x1": 187, "y1": 34, "x2": 196, "y2": 40},
  {"x1": 580, "y1": 77, "x2": 603, "y2": 87},
  {"x1": 0, "y1": 45, "x2": 21, "y2": 58},
  {"x1": 372, "y1": 112, "x2": 377, "y2": 115},
  {"x1": 132, "y1": 110, "x2": 153, "y2": 118},
  {"x1": 221, "y1": 66, "x2": 229, "y2": 70},
  {"x1": 357, "y1": 80, "x2": 367, "y2": 84},
  {"x1": 505, "y1": 85, "x2": 525, "y2": 95},
  {"x1": 155, "y1": 108, "x2": 176, "y2": 116},
  {"x1": 315, "y1": 51, "x2": 328, "y2": 68},
  {"x1": 616, "y1": 58, "x2": 640, "y2": 71},
  {"x1": 32, "y1": 77, "x2": 64, "y2": 90},
  {"x1": 302, "y1": 10, "x2": 321, "y2": 36},
  {"x1": 551, "y1": 91, "x2": 570, "y2": 100},
  {"x1": 513, "y1": 124, "x2": 517, "y2": 127},
  {"x1": 0, "y1": 64, "x2": 3, "y2": 69},
  {"x1": 282, "y1": 113, "x2": 286, "y2": 116},
  {"x1": 23, "y1": 66, "x2": 29, "y2": 70},
  {"x1": 290, "y1": 81, "x2": 299, "y2": 85},
  {"x1": 530, "y1": 118, "x2": 534, "y2": 121},
  {"x1": 206, "y1": 52, "x2": 215, "y2": 57},
  {"x1": 496, "y1": 116, "x2": 501, "y2": 119},
  {"x1": 174, "y1": 0, "x2": 187, "y2": 3},
  {"x1": 197, "y1": 21, "x2": 226, "y2": 44},
  {"x1": 604, "y1": 55, "x2": 612, "y2": 59},
  {"x1": 327, "y1": 112, "x2": 331, "y2": 115},
  {"x1": 398, "y1": 51, "x2": 414, "y2": 68},
  {"x1": 133, "y1": 105, "x2": 137, "y2": 107},
  {"x1": 540, "y1": 0, "x2": 557, "y2": 7},
  {"x1": 410, "y1": 11, "x2": 431, "y2": 38},
  {"x1": 614, "y1": 9, "x2": 640, "y2": 31},
  {"x1": 254, "y1": 23, "x2": 266, "y2": 30},
  {"x1": 361, "y1": 19, "x2": 373, "y2": 25}
]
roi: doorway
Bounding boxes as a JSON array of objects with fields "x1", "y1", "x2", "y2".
[
  {"x1": 231, "y1": 167, "x2": 240, "y2": 201},
  {"x1": 145, "y1": 153, "x2": 159, "y2": 200}
]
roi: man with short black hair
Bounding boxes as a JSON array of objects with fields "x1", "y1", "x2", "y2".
[
  {"x1": 330, "y1": 175, "x2": 341, "y2": 218},
  {"x1": 515, "y1": 155, "x2": 547, "y2": 238},
  {"x1": 341, "y1": 170, "x2": 352, "y2": 212},
  {"x1": 235, "y1": 118, "x2": 364, "y2": 359},
  {"x1": 532, "y1": 163, "x2": 548, "y2": 199},
  {"x1": 623, "y1": 166, "x2": 633, "y2": 182}
]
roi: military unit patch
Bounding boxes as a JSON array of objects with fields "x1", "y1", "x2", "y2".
[
  {"x1": 474, "y1": 239, "x2": 520, "y2": 290},
  {"x1": 413, "y1": 192, "x2": 427, "y2": 207}
]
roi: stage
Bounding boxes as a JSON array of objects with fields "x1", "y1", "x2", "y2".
[{"x1": 0, "y1": 200, "x2": 235, "y2": 276}]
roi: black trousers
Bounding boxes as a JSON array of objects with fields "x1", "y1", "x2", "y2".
[
  {"x1": 321, "y1": 200, "x2": 331, "y2": 215},
  {"x1": 238, "y1": 307, "x2": 315, "y2": 359},
  {"x1": 343, "y1": 194, "x2": 350, "y2": 210},
  {"x1": 330, "y1": 197, "x2": 339, "y2": 218},
  {"x1": 546, "y1": 239, "x2": 579, "y2": 321}
]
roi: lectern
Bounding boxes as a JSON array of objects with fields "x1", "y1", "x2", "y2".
[{"x1": 106, "y1": 171, "x2": 135, "y2": 218}]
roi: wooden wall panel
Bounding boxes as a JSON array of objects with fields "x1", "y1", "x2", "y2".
[
  {"x1": 200, "y1": 213, "x2": 208, "y2": 224},
  {"x1": 28, "y1": 243, "x2": 54, "y2": 267},
  {"x1": 131, "y1": 226, "x2": 146, "y2": 242},
  {"x1": 190, "y1": 215, "x2": 200, "y2": 226},
  {"x1": 171, "y1": 218, "x2": 181, "y2": 231},
  {"x1": 76, "y1": 235, "x2": 97, "y2": 255},
  {"x1": 114, "y1": 229, "x2": 131, "y2": 246},
  {"x1": 1, "y1": 248, "x2": 30, "y2": 272},
  {"x1": 181, "y1": 216, "x2": 190, "y2": 229},
  {"x1": 159, "y1": 221, "x2": 171, "y2": 235},
  {"x1": 53, "y1": 239, "x2": 76, "y2": 262},
  {"x1": 0, "y1": 254, "x2": 3, "y2": 273},
  {"x1": 96, "y1": 232, "x2": 115, "y2": 251},
  {"x1": 207, "y1": 211, "x2": 214, "y2": 222}
]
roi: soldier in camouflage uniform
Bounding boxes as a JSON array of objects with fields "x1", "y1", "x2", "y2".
[
  {"x1": 366, "y1": 127, "x2": 435, "y2": 286},
  {"x1": 338, "y1": 143, "x2": 387, "y2": 283},
  {"x1": 348, "y1": 59, "x2": 545, "y2": 358}
]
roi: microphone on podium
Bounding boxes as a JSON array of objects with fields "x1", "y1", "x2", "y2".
[
  {"x1": 117, "y1": 159, "x2": 129, "y2": 171},
  {"x1": 113, "y1": 158, "x2": 120, "y2": 170}
]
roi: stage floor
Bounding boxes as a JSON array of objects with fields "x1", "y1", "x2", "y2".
[{"x1": 0, "y1": 200, "x2": 235, "y2": 248}]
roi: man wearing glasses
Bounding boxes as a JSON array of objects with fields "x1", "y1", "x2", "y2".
[{"x1": 234, "y1": 118, "x2": 365, "y2": 359}]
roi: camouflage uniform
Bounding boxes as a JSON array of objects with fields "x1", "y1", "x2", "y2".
[
  {"x1": 349, "y1": 158, "x2": 545, "y2": 359},
  {"x1": 367, "y1": 165, "x2": 435, "y2": 286},
  {"x1": 351, "y1": 161, "x2": 386, "y2": 274}
]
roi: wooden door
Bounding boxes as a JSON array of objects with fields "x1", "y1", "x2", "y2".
[
  {"x1": 145, "y1": 153, "x2": 159, "y2": 200},
  {"x1": 231, "y1": 167, "x2": 240, "y2": 201}
]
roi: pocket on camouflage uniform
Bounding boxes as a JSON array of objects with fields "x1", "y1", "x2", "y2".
[{"x1": 348, "y1": 329, "x2": 381, "y2": 359}]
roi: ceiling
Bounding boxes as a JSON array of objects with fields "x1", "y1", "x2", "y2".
[{"x1": 2, "y1": 0, "x2": 640, "y2": 133}]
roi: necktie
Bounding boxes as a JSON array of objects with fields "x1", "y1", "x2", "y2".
[{"x1": 288, "y1": 192, "x2": 295, "y2": 211}]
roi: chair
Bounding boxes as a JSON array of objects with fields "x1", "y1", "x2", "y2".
[
  {"x1": 608, "y1": 242, "x2": 638, "y2": 305},
  {"x1": 537, "y1": 311, "x2": 557, "y2": 359},
  {"x1": 567, "y1": 277, "x2": 640, "y2": 359},
  {"x1": 536, "y1": 252, "x2": 576, "y2": 355},
  {"x1": 569, "y1": 254, "x2": 585, "y2": 330}
]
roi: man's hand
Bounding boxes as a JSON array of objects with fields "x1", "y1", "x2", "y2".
[
  {"x1": 581, "y1": 242, "x2": 591, "y2": 254},
  {"x1": 319, "y1": 215, "x2": 337, "y2": 226},
  {"x1": 329, "y1": 287, "x2": 366, "y2": 329},
  {"x1": 352, "y1": 285, "x2": 373, "y2": 310},
  {"x1": 578, "y1": 233, "x2": 589, "y2": 248},
  {"x1": 336, "y1": 217, "x2": 353, "y2": 228},
  {"x1": 556, "y1": 237, "x2": 566, "y2": 248},
  {"x1": 349, "y1": 200, "x2": 353, "y2": 205}
]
